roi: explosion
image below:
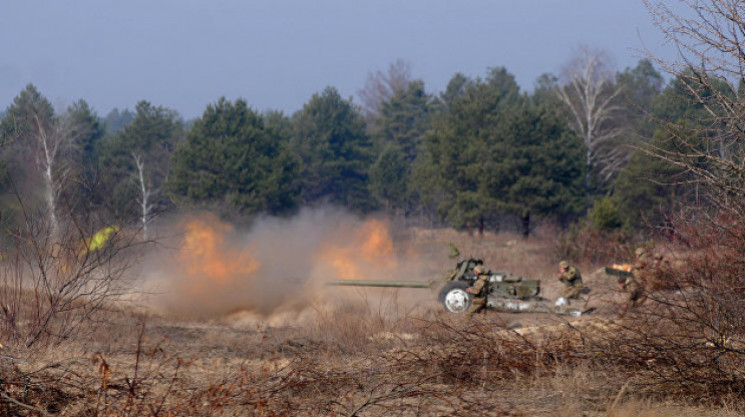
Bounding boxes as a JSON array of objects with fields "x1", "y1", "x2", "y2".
[
  {"x1": 152, "y1": 210, "x2": 418, "y2": 317},
  {"x1": 320, "y1": 219, "x2": 398, "y2": 279},
  {"x1": 179, "y1": 216, "x2": 260, "y2": 294}
]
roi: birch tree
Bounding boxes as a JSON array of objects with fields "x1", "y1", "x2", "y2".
[
  {"x1": 358, "y1": 59, "x2": 414, "y2": 124},
  {"x1": 0, "y1": 85, "x2": 79, "y2": 236},
  {"x1": 100, "y1": 101, "x2": 181, "y2": 224},
  {"x1": 34, "y1": 113, "x2": 70, "y2": 236},
  {"x1": 557, "y1": 47, "x2": 625, "y2": 206},
  {"x1": 133, "y1": 153, "x2": 153, "y2": 241}
]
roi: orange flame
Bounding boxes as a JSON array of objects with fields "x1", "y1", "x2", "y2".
[
  {"x1": 321, "y1": 219, "x2": 397, "y2": 279},
  {"x1": 360, "y1": 219, "x2": 395, "y2": 259},
  {"x1": 179, "y1": 215, "x2": 260, "y2": 294}
]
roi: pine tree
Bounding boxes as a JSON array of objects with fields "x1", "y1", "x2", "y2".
[
  {"x1": 100, "y1": 101, "x2": 182, "y2": 221},
  {"x1": 291, "y1": 87, "x2": 374, "y2": 212},
  {"x1": 170, "y1": 98, "x2": 298, "y2": 214}
]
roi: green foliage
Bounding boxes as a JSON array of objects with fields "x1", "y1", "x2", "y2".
[
  {"x1": 588, "y1": 196, "x2": 622, "y2": 230},
  {"x1": 420, "y1": 68, "x2": 521, "y2": 228},
  {"x1": 291, "y1": 87, "x2": 374, "y2": 212},
  {"x1": 0, "y1": 62, "x2": 698, "y2": 235},
  {"x1": 369, "y1": 80, "x2": 433, "y2": 214},
  {"x1": 103, "y1": 108, "x2": 135, "y2": 136},
  {"x1": 616, "y1": 59, "x2": 664, "y2": 114},
  {"x1": 417, "y1": 68, "x2": 584, "y2": 234},
  {"x1": 613, "y1": 126, "x2": 701, "y2": 228},
  {"x1": 609, "y1": 64, "x2": 728, "y2": 230},
  {"x1": 170, "y1": 98, "x2": 298, "y2": 214},
  {"x1": 651, "y1": 69, "x2": 733, "y2": 125},
  {"x1": 0, "y1": 84, "x2": 54, "y2": 145},
  {"x1": 63, "y1": 100, "x2": 106, "y2": 215},
  {"x1": 0, "y1": 86, "x2": 108, "y2": 229},
  {"x1": 374, "y1": 80, "x2": 431, "y2": 161},
  {"x1": 100, "y1": 101, "x2": 182, "y2": 219},
  {"x1": 0, "y1": 85, "x2": 57, "y2": 224},
  {"x1": 368, "y1": 144, "x2": 408, "y2": 212},
  {"x1": 500, "y1": 100, "x2": 585, "y2": 229},
  {"x1": 68, "y1": 100, "x2": 105, "y2": 169},
  {"x1": 614, "y1": 59, "x2": 665, "y2": 153}
]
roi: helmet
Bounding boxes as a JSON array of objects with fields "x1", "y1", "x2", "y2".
[
  {"x1": 559, "y1": 261, "x2": 569, "y2": 269},
  {"x1": 473, "y1": 265, "x2": 485, "y2": 275}
]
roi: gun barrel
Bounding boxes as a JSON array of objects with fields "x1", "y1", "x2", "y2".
[
  {"x1": 326, "y1": 280, "x2": 432, "y2": 288},
  {"x1": 605, "y1": 266, "x2": 633, "y2": 277}
]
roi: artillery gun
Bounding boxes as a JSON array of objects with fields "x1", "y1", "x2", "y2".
[{"x1": 328, "y1": 257, "x2": 587, "y2": 316}]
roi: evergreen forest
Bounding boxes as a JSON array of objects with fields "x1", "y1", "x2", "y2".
[{"x1": 0, "y1": 54, "x2": 707, "y2": 237}]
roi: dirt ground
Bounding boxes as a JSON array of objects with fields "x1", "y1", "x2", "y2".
[{"x1": 1, "y1": 223, "x2": 741, "y2": 416}]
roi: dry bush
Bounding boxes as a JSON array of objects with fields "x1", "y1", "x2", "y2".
[
  {"x1": 582, "y1": 215, "x2": 745, "y2": 404},
  {"x1": 554, "y1": 221, "x2": 633, "y2": 265},
  {"x1": 0, "y1": 326, "x2": 299, "y2": 416},
  {"x1": 605, "y1": 400, "x2": 743, "y2": 417},
  {"x1": 0, "y1": 212, "x2": 140, "y2": 350},
  {"x1": 0, "y1": 209, "x2": 148, "y2": 414}
]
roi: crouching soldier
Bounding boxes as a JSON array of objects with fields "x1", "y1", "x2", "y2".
[
  {"x1": 556, "y1": 260, "x2": 583, "y2": 306},
  {"x1": 466, "y1": 265, "x2": 490, "y2": 316},
  {"x1": 618, "y1": 275, "x2": 646, "y2": 318},
  {"x1": 632, "y1": 247, "x2": 651, "y2": 284}
]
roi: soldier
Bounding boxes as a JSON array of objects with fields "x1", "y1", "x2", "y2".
[
  {"x1": 618, "y1": 275, "x2": 646, "y2": 317},
  {"x1": 556, "y1": 260, "x2": 583, "y2": 305},
  {"x1": 649, "y1": 252, "x2": 672, "y2": 290},
  {"x1": 466, "y1": 265, "x2": 490, "y2": 316},
  {"x1": 632, "y1": 247, "x2": 651, "y2": 285}
]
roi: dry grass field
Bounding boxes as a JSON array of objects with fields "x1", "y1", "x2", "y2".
[{"x1": 1, "y1": 216, "x2": 743, "y2": 416}]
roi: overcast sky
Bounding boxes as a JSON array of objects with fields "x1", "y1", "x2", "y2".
[{"x1": 1, "y1": 1, "x2": 680, "y2": 120}]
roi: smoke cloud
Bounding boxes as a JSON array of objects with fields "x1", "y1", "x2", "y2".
[{"x1": 141, "y1": 207, "x2": 435, "y2": 317}]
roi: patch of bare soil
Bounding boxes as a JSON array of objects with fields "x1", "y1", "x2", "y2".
[{"x1": 1, "y1": 227, "x2": 741, "y2": 416}]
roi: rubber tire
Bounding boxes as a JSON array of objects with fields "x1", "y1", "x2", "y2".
[{"x1": 438, "y1": 281, "x2": 473, "y2": 313}]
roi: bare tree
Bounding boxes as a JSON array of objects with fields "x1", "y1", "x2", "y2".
[
  {"x1": 357, "y1": 59, "x2": 413, "y2": 123},
  {"x1": 32, "y1": 110, "x2": 79, "y2": 238},
  {"x1": 133, "y1": 153, "x2": 155, "y2": 241},
  {"x1": 557, "y1": 46, "x2": 625, "y2": 206},
  {"x1": 0, "y1": 201, "x2": 137, "y2": 349},
  {"x1": 644, "y1": 0, "x2": 745, "y2": 215},
  {"x1": 585, "y1": 0, "x2": 745, "y2": 399}
]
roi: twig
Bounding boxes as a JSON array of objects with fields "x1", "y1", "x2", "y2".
[{"x1": 0, "y1": 390, "x2": 54, "y2": 417}]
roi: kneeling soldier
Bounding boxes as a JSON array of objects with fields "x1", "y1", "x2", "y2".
[
  {"x1": 466, "y1": 265, "x2": 490, "y2": 316},
  {"x1": 557, "y1": 260, "x2": 583, "y2": 305}
]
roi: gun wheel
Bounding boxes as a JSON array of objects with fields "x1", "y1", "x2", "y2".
[{"x1": 438, "y1": 281, "x2": 472, "y2": 313}]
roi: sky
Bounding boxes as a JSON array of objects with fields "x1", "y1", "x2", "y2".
[{"x1": 1, "y1": 0, "x2": 681, "y2": 120}]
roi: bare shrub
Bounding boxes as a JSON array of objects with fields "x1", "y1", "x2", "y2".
[
  {"x1": 622, "y1": 3, "x2": 745, "y2": 400},
  {"x1": 597, "y1": 215, "x2": 745, "y2": 401},
  {"x1": 555, "y1": 221, "x2": 632, "y2": 264},
  {"x1": 0, "y1": 209, "x2": 139, "y2": 349}
]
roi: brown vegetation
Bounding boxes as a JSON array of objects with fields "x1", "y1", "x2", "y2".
[{"x1": 1, "y1": 220, "x2": 744, "y2": 416}]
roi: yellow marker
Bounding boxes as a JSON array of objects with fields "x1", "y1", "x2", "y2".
[{"x1": 81, "y1": 226, "x2": 120, "y2": 255}]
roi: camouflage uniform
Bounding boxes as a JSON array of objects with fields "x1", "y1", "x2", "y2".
[
  {"x1": 618, "y1": 275, "x2": 646, "y2": 317},
  {"x1": 632, "y1": 247, "x2": 651, "y2": 285},
  {"x1": 466, "y1": 266, "x2": 489, "y2": 315},
  {"x1": 558, "y1": 261, "x2": 583, "y2": 299}
]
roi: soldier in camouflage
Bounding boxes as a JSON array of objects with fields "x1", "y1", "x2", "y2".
[
  {"x1": 618, "y1": 247, "x2": 652, "y2": 317},
  {"x1": 466, "y1": 265, "x2": 490, "y2": 316},
  {"x1": 557, "y1": 260, "x2": 583, "y2": 303},
  {"x1": 632, "y1": 247, "x2": 651, "y2": 284},
  {"x1": 618, "y1": 274, "x2": 646, "y2": 317}
]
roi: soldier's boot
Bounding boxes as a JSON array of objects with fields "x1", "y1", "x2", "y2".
[{"x1": 467, "y1": 300, "x2": 486, "y2": 317}]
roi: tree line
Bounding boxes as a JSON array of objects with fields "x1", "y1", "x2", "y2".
[{"x1": 0, "y1": 52, "x2": 711, "y2": 237}]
